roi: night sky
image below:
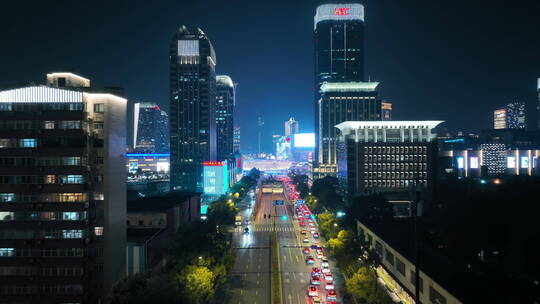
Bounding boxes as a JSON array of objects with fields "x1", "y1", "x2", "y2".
[{"x1": 1, "y1": 0, "x2": 539, "y2": 153}]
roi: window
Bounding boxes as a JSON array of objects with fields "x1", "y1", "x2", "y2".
[
  {"x1": 429, "y1": 286, "x2": 446, "y2": 304},
  {"x1": 43, "y1": 121, "x2": 55, "y2": 129},
  {"x1": 94, "y1": 227, "x2": 104, "y2": 236},
  {"x1": 410, "y1": 270, "x2": 424, "y2": 293},
  {"x1": 93, "y1": 192, "x2": 104, "y2": 200},
  {"x1": 45, "y1": 175, "x2": 56, "y2": 184},
  {"x1": 94, "y1": 104, "x2": 105, "y2": 113},
  {"x1": 375, "y1": 241, "x2": 383, "y2": 256},
  {"x1": 19, "y1": 139, "x2": 37, "y2": 148},
  {"x1": 385, "y1": 248, "x2": 394, "y2": 265},
  {"x1": 95, "y1": 157, "x2": 104, "y2": 165},
  {"x1": 58, "y1": 193, "x2": 85, "y2": 202},
  {"x1": 62, "y1": 212, "x2": 79, "y2": 221},
  {"x1": 396, "y1": 258, "x2": 406, "y2": 276},
  {"x1": 59, "y1": 121, "x2": 81, "y2": 129},
  {"x1": 60, "y1": 175, "x2": 84, "y2": 184},
  {"x1": 63, "y1": 157, "x2": 81, "y2": 166},
  {"x1": 0, "y1": 193, "x2": 15, "y2": 202},
  {"x1": 62, "y1": 230, "x2": 83, "y2": 239},
  {"x1": 0, "y1": 248, "x2": 15, "y2": 257},
  {"x1": 94, "y1": 122, "x2": 104, "y2": 130}
]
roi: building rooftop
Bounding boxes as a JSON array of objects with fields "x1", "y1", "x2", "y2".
[
  {"x1": 127, "y1": 191, "x2": 200, "y2": 213},
  {"x1": 216, "y1": 75, "x2": 234, "y2": 88},
  {"x1": 320, "y1": 81, "x2": 379, "y2": 93},
  {"x1": 314, "y1": 3, "x2": 364, "y2": 29}
]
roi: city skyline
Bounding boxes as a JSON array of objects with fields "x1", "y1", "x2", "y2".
[{"x1": 2, "y1": 1, "x2": 540, "y2": 153}]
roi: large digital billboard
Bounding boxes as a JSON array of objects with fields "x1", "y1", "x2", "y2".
[
  {"x1": 203, "y1": 161, "x2": 229, "y2": 195},
  {"x1": 294, "y1": 133, "x2": 315, "y2": 148}
]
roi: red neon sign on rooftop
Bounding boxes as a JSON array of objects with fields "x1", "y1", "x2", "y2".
[{"x1": 334, "y1": 7, "x2": 350, "y2": 16}]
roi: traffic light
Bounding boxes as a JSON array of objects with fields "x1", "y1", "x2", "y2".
[{"x1": 281, "y1": 215, "x2": 288, "y2": 221}]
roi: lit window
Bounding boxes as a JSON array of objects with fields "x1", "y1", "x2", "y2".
[
  {"x1": 0, "y1": 193, "x2": 15, "y2": 202},
  {"x1": 62, "y1": 230, "x2": 83, "y2": 239},
  {"x1": 94, "y1": 227, "x2": 104, "y2": 236},
  {"x1": 93, "y1": 192, "x2": 104, "y2": 200},
  {"x1": 60, "y1": 175, "x2": 84, "y2": 184},
  {"x1": 62, "y1": 212, "x2": 79, "y2": 221},
  {"x1": 0, "y1": 248, "x2": 15, "y2": 257},
  {"x1": 19, "y1": 139, "x2": 37, "y2": 148},
  {"x1": 43, "y1": 121, "x2": 55, "y2": 129},
  {"x1": 45, "y1": 175, "x2": 56, "y2": 184},
  {"x1": 93, "y1": 104, "x2": 105, "y2": 113}
]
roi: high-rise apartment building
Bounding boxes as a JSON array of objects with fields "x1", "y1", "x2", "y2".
[
  {"x1": 494, "y1": 101, "x2": 526, "y2": 130},
  {"x1": 314, "y1": 82, "x2": 382, "y2": 177},
  {"x1": 170, "y1": 26, "x2": 217, "y2": 192},
  {"x1": 285, "y1": 117, "x2": 299, "y2": 136},
  {"x1": 233, "y1": 126, "x2": 241, "y2": 154},
  {"x1": 537, "y1": 78, "x2": 540, "y2": 130},
  {"x1": 215, "y1": 75, "x2": 235, "y2": 160},
  {"x1": 133, "y1": 102, "x2": 169, "y2": 153},
  {"x1": 0, "y1": 72, "x2": 126, "y2": 303},
  {"x1": 336, "y1": 120, "x2": 443, "y2": 215}
]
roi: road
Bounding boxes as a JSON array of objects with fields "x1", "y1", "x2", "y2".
[{"x1": 228, "y1": 182, "x2": 344, "y2": 304}]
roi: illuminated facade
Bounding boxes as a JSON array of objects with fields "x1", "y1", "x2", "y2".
[
  {"x1": 314, "y1": 3, "x2": 366, "y2": 170},
  {"x1": 233, "y1": 126, "x2": 241, "y2": 154},
  {"x1": 133, "y1": 102, "x2": 169, "y2": 153},
  {"x1": 336, "y1": 121, "x2": 444, "y2": 213},
  {"x1": 538, "y1": 79, "x2": 540, "y2": 130},
  {"x1": 216, "y1": 75, "x2": 235, "y2": 161},
  {"x1": 315, "y1": 82, "x2": 382, "y2": 177},
  {"x1": 170, "y1": 26, "x2": 217, "y2": 192},
  {"x1": 126, "y1": 153, "x2": 170, "y2": 173},
  {"x1": 494, "y1": 101, "x2": 526, "y2": 130},
  {"x1": 285, "y1": 117, "x2": 299, "y2": 136},
  {"x1": 0, "y1": 73, "x2": 127, "y2": 303},
  {"x1": 381, "y1": 101, "x2": 392, "y2": 121}
]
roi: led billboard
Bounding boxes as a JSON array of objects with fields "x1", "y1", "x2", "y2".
[{"x1": 294, "y1": 133, "x2": 315, "y2": 148}]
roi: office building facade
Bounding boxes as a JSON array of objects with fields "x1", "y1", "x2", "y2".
[
  {"x1": 494, "y1": 101, "x2": 526, "y2": 130},
  {"x1": 233, "y1": 126, "x2": 241, "y2": 154},
  {"x1": 133, "y1": 102, "x2": 169, "y2": 153},
  {"x1": 0, "y1": 73, "x2": 126, "y2": 303},
  {"x1": 315, "y1": 82, "x2": 382, "y2": 177},
  {"x1": 336, "y1": 121, "x2": 443, "y2": 213},
  {"x1": 170, "y1": 26, "x2": 217, "y2": 192},
  {"x1": 285, "y1": 117, "x2": 299, "y2": 136},
  {"x1": 314, "y1": 3, "x2": 365, "y2": 165},
  {"x1": 215, "y1": 75, "x2": 235, "y2": 161}
]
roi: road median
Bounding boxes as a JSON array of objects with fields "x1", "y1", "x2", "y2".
[{"x1": 271, "y1": 231, "x2": 282, "y2": 304}]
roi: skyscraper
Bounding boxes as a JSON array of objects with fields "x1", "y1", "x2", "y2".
[
  {"x1": 314, "y1": 3, "x2": 365, "y2": 161},
  {"x1": 257, "y1": 115, "x2": 264, "y2": 154},
  {"x1": 215, "y1": 75, "x2": 235, "y2": 160},
  {"x1": 233, "y1": 126, "x2": 241, "y2": 154},
  {"x1": 537, "y1": 78, "x2": 540, "y2": 130},
  {"x1": 315, "y1": 82, "x2": 382, "y2": 177},
  {"x1": 0, "y1": 72, "x2": 126, "y2": 303},
  {"x1": 494, "y1": 101, "x2": 526, "y2": 130},
  {"x1": 133, "y1": 102, "x2": 169, "y2": 153},
  {"x1": 285, "y1": 117, "x2": 299, "y2": 136},
  {"x1": 169, "y1": 26, "x2": 217, "y2": 192}
]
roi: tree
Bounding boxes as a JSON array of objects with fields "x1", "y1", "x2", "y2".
[
  {"x1": 178, "y1": 265, "x2": 216, "y2": 304},
  {"x1": 109, "y1": 273, "x2": 148, "y2": 304},
  {"x1": 311, "y1": 176, "x2": 343, "y2": 211},
  {"x1": 318, "y1": 211, "x2": 338, "y2": 239},
  {"x1": 347, "y1": 266, "x2": 392, "y2": 304}
]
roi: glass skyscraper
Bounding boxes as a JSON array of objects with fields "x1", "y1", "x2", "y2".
[
  {"x1": 133, "y1": 102, "x2": 169, "y2": 153},
  {"x1": 169, "y1": 26, "x2": 217, "y2": 192},
  {"x1": 215, "y1": 75, "x2": 235, "y2": 161}
]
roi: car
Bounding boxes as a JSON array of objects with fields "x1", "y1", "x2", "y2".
[
  {"x1": 299, "y1": 221, "x2": 306, "y2": 227},
  {"x1": 325, "y1": 282, "x2": 335, "y2": 290},
  {"x1": 306, "y1": 256, "x2": 315, "y2": 264},
  {"x1": 321, "y1": 259, "x2": 329, "y2": 268},
  {"x1": 310, "y1": 276, "x2": 321, "y2": 285},
  {"x1": 310, "y1": 230, "x2": 316, "y2": 234},
  {"x1": 303, "y1": 238, "x2": 310, "y2": 243},
  {"x1": 326, "y1": 289, "x2": 337, "y2": 301},
  {"x1": 317, "y1": 252, "x2": 324, "y2": 259},
  {"x1": 322, "y1": 267, "x2": 330, "y2": 274},
  {"x1": 308, "y1": 285, "x2": 319, "y2": 297},
  {"x1": 313, "y1": 233, "x2": 319, "y2": 239},
  {"x1": 324, "y1": 273, "x2": 333, "y2": 282},
  {"x1": 311, "y1": 267, "x2": 322, "y2": 277},
  {"x1": 301, "y1": 230, "x2": 307, "y2": 235},
  {"x1": 310, "y1": 296, "x2": 321, "y2": 304},
  {"x1": 303, "y1": 247, "x2": 311, "y2": 254}
]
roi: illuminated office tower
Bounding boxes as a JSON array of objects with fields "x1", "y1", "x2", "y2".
[
  {"x1": 0, "y1": 72, "x2": 126, "y2": 303},
  {"x1": 285, "y1": 117, "x2": 299, "y2": 136},
  {"x1": 169, "y1": 26, "x2": 217, "y2": 192},
  {"x1": 133, "y1": 102, "x2": 169, "y2": 153},
  {"x1": 233, "y1": 126, "x2": 241, "y2": 154},
  {"x1": 494, "y1": 101, "x2": 526, "y2": 130},
  {"x1": 215, "y1": 75, "x2": 235, "y2": 160}
]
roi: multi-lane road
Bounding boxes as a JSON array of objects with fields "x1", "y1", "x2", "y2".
[{"x1": 228, "y1": 179, "x2": 343, "y2": 304}]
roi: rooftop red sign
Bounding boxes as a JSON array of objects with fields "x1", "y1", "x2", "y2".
[
  {"x1": 334, "y1": 8, "x2": 350, "y2": 16},
  {"x1": 203, "y1": 161, "x2": 223, "y2": 166}
]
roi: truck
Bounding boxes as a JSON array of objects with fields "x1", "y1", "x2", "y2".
[{"x1": 235, "y1": 216, "x2": 242, "y2": 226}]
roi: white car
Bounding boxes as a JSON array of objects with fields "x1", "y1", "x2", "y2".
[
  {"x1": 321, "y1": 259, "x2": 329, "y2": 268},
  {"x1": 303, "y1": 238, "x2": 310, "y2": 243},
  {"x1": 325, "y1": 282, "x2": 335, "y2": 290},
  {"x1": 322, "y1": 266, "x2": 330, "y2": 274},
  {"x1": 324, "y1": 273, "x2": 333, "y2": 282}
]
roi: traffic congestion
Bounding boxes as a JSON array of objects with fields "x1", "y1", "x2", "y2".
[{"x1": 282, "y1": 177, "x2": 339, "y2": 304}]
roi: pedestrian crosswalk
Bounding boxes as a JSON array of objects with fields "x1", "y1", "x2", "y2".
[{"x1": 241, "y1": 223, "x2": 296, "y2": 232}]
